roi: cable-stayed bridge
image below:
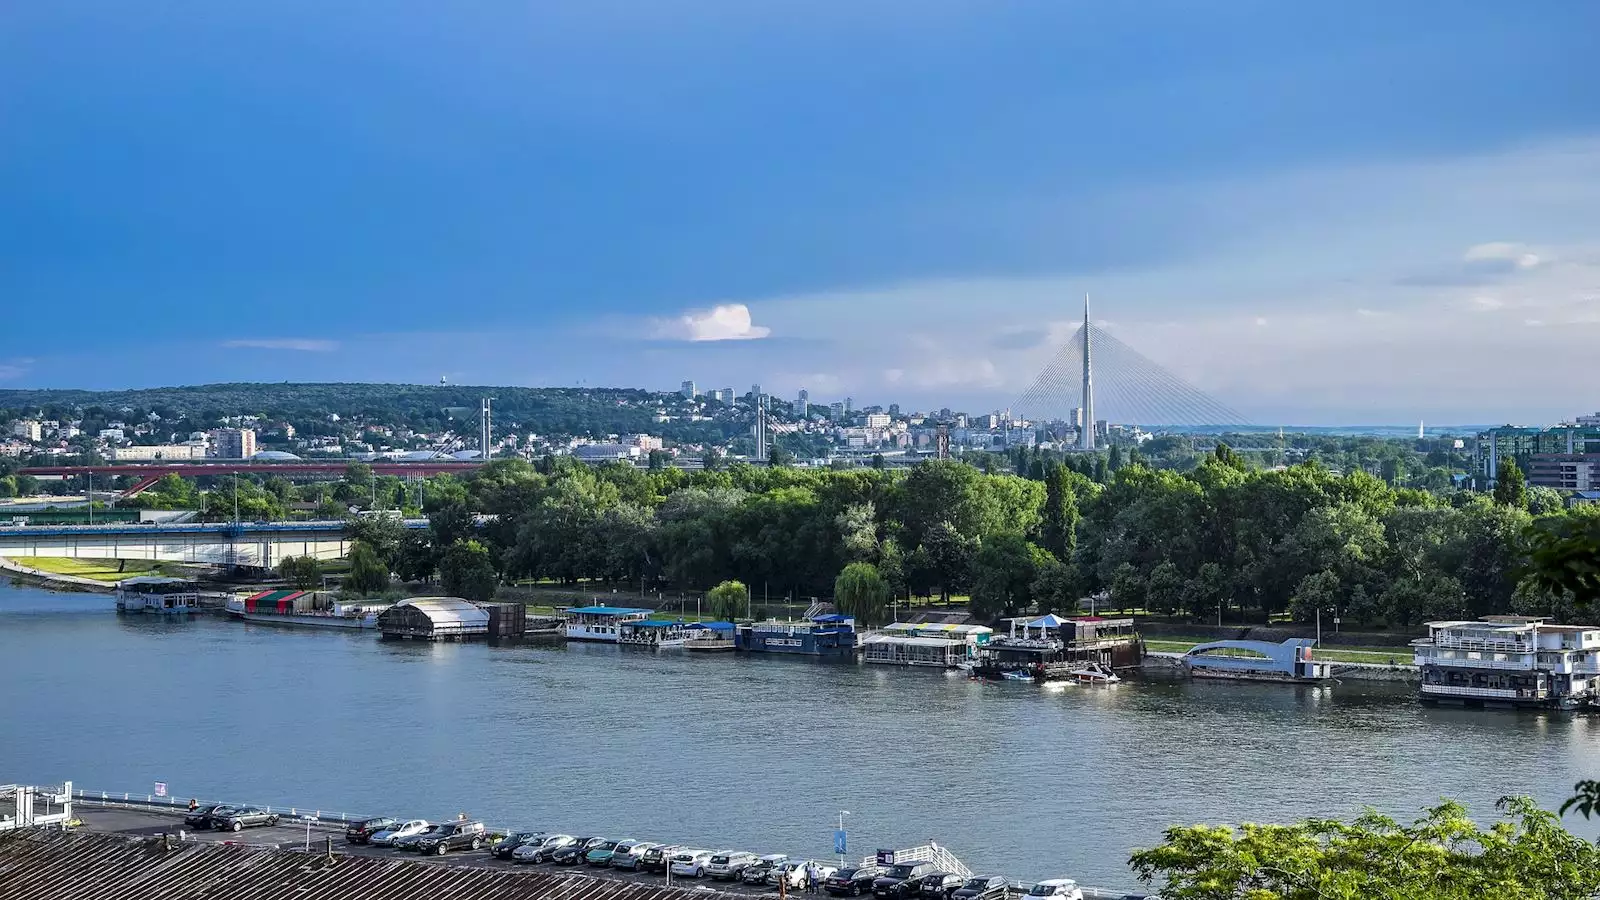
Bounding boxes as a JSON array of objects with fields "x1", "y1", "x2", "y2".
[{"x1": 1012, "y1": 303, "x2": 1250, "y2": 434}]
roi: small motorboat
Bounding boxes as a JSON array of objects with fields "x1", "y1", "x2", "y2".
[
  {"x1": 1000, "y1": 670, "x2": 1033, "y2": 681},
  {"x1": 1067, "y1": 662, "x2": 1121, "y2": 685}
]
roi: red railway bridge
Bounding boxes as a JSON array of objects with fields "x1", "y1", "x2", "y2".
[{"x1": 19, "y1": 462, "x2": 485, "y2": 498}]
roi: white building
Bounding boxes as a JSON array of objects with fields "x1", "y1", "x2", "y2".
[
  {"x1": 680, "y1": 380, "x2": 697, "y2": 399},
  {"x1": 109, "y1": 444, "x2": 205, "y2": 461},
  {"x1": 864, "y1": 413, "x2": 891, "y2": 429},
  {"x1": 1412, "y1": 615, "x2": 1600, "y2": 709},
  {"x1": 10, "y1": 420, "x2": 42, "y2": 442},
  {"x1": 209, "y1": 428, "x2": 257, "y2": 459}
]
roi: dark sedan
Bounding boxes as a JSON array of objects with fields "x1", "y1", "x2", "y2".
[
  {"x1": 951, "y1": 875, "x2": 1010, "y2": 900},
  {"x1": 493, "y1": 832, "x2": 546, "y2": 860},
  {"x1": 183, "y1": 805, "x2": 233, "y2": 830},
  {"x1": 551, "y1": 837, "x2": 604, "y2": 865},
  {"x1": 213, "y1": 806, "x2": 280, "y2": 832},
  {"x1": 912, "y1": 872, "x2": 965, "y2": 900},
  {"x1": 825, "y1": 866, "x2": 884, "y2": 896},
  {"x1": 345, "y1": 817, "x2": 399, "y2": 845}
]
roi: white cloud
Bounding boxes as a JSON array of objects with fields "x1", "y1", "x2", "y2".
[
  {"x1": 1470, "y1": 295, "x2": 1504, "y2": 311},
  {"x1": 654, "y1": 303, "x2": 771, "y2": 341},
  {"x1": 1463, "y1": 242, "x2": 1543, "y2": 269},
  {"x1": 1254, "y1": 317, "x2": 1268, "y2": 327},
  {"x1": 222, "y1": 338, "x2": 339, "y2": 352}
]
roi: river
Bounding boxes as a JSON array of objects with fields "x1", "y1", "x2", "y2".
[{"x1": 3, "y1": 582, "x2": 1598, "y2": 890}]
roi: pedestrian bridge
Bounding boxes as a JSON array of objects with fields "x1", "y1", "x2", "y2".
[{"x1": 0, "y1": 520, "x2": 426, "y2": 569}]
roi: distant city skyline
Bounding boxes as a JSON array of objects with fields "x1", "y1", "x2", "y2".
[{"x1": 4, "y1": 3, "x2": 1597, "y2": 424}]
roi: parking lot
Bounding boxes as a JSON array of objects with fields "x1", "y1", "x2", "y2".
[{"x1": 74, "y1": 807, "x2": 788, "y2": 894}]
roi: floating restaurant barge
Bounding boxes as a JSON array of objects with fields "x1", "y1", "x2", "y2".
[
  {"x1": 226, "y1": 590, "x2": 381, "y2": 630},
  {"x1": 971, "y1": 614, "x2": 1140, "y2": 681},
  {"x1": 114, "y1": 577, "x2": 203, "y2": 615},
  {"x1": 863, "y1": 621, "x2": 992, "y2": 667},
  {"x1": 376, "y1": 598, "x2": 526, "y2": 642},
  {"x1": 1180, "y1": 638, "x2": 1333, "y2": 683},
  {"x1": 736, "y1": 614, "x2": 857, "y2": 656},
  {"x1": 1412, "y1": 615, "x2": 1600, "y2": 709},
  {"x1": 564, "y1": 606, "x2": 653, "y2": 643}
]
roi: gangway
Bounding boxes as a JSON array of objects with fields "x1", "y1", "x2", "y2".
[
  {"x1": 0, "y1": 781, "x2": 73, "y2": 831},
  {"x1": 864, "y1": 843, "x2": 971, "y2": 878}
]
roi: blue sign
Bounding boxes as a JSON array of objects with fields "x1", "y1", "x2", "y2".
[
  {"x1": 877, "y1": 849, "x2": 895, "y2": 866},
  {"x1": 834, "y1": 829, "x2": 847, "y2": 855}
]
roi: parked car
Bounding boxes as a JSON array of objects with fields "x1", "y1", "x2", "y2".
[
  {"x1": 416, "y1": 820, "x2": 488, "y2": 855},
  {"x1": 611, "y1": 841, "x2": 659, "y2": 870},
  {"x1": 826, "y1": 865, "x2": 884, "y2": 896},
  {"x1": 912, "y1": 872, "x2": 965, "y2": 900},
  {"x1": 396, "y1": 824, "x2": 449, "y2": 852},
  {"x1": 874, "y1": 863, "x2": 937, "y2": 898},
  {"x1": 639, "y1": 844, "x2": 685, "y2": 874},
  {"x1": 513, "y1": 834, "x2": 576, "y2": 864},
  {"x1": 705, "y1": 850, "x2": 758, "y2": 880},
  {"x1": 1026, "y1": 880, "x2": 1084, "y2": 900},
  {"x1": 952, "y1": 875, "x2": 1010, "y2": 900},
  {"x1": 493, "y1": 831, "x2": 546, "y2": 860},
  {"x1": 742, "y1": 854, "x2": 789, "y2": 885},
  {"x1": 552, "y1": 837, "x2": 606, "y2": 865},
  {"x1": 368, "y1": 819, "x2": 430, "y2": 847},
  {"x1": 346, "y1": 817, "x2": 399, "y2": 845},
  {"x1": 585, "y1": 838, "x2": 629, "y2": 866},
  {"x1": 774, "y1": 861, "x2": 838, "y2": 889},
  {"x1": 669, "y1": 849, "x2": 715, "y2": 878},
  {"x1": 184, "y1": 805, "x2": 234, "y2": 830},
  {"x1": 213, "y1": 806, "x2": 280, "y2": 832}
]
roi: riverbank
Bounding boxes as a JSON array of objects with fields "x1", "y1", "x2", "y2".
[{"x1": 0, "y1": 555, "x2": 118, "y2": 592}]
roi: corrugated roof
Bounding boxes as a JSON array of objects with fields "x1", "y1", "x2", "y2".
[
  {"x1": 0, "y1": 829, "x2": 752, "y2": 900},
  {"x1": 393, "y1": 597, "x2": 490, "y2": 627}
]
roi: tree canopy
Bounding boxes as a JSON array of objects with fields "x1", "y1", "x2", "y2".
[{"x1": 1129, "y1": 796, "x2": 1600, "y2": 900}]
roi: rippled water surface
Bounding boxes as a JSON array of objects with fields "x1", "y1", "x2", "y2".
[{"x1": 3, "y1": 582, "x2": 1598, "y2": 890}]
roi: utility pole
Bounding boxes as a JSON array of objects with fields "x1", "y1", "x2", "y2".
[
  {"x1": 480, "y1": 397, "x2": 494, "y2": 461},
  {"x1": 87, "y1": 472, "x2": 93, "y2": 525},
  {"x1": 233, "y1": 474, "x2": 239, "y2": 523},
  {"x1": 1078, "y1": 293, "x2": 1095, "y2": 452}
]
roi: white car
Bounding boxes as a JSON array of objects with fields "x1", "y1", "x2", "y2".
[
  {"x1": 1026, "y1": 879, "x2": 1084, "y2": 900},
  {"x1": 368, "y1": 819, "x2": 429, "y2": 847},
  {"x1": 705, "y1": 850, "x2": 758, "y2": 880},
  {"x1": 669, "y1": 849, "x2": 715, "y2": 878},
  {"x1": 775, "y1": 861, "x2": 837, "y2": 889},
  {"x1": 513, "y1": 834, "x2": 576, "y2": 863}
]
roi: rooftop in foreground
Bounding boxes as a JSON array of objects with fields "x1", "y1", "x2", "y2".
[{"x1": 0, "y1": 828, "x2": 745, "y2": 900}]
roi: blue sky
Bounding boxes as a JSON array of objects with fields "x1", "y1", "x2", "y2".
[{"x1": 3, "y1": 2, "x2": 1598, "y2": 424}]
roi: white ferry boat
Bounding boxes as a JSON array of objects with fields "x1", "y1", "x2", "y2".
[{"x1": 563, "y1": 605, "x2": 653, "y2": 643}]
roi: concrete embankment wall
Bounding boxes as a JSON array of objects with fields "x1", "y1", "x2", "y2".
[{"x1": 1138, "y1": 621, "x2": 1421, "y2": 648}]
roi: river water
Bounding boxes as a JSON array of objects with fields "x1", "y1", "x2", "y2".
[{"x1": 3, "y1": 582, "x2": 1598, "y2": 890}]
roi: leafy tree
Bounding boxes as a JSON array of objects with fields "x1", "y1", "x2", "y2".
[
  {"x1": 706, "y1": 579, "x2": 749, "y2": 621},
  {"x1": 921, "y1": 520, "x2": 976, "y2": 603},
  {"x1": 1287, "y1": 570, "x2": 1340, "y2": 623},
  {"x1": 1526, "y1": 508, "x2": 1600, "y2": 605},
  {"x1": 1030, "y1": 557, "x2": 1080, "y2": 614},
  {"x1": 277, "y1": 555, "x2": 323, "y2": 591},
  {"x1": 393, "y1": 531, "x2": 438, "y2": 583},
  {"x1": 969, "y1": 532, "x2": 1047, "y2": 620},
  {"x1": 343, "y1": 461, "x2": 374, "y2": 487},
  {"x1": 344, "y1": 541, "x2": 391, "y2": 596},
  {"x1": 833, "y1": 562, "x2": 889, "y2": 625},
  {"x1": 1129, "y1": 796, "x2": 1600, "y2": 900},
  {"x1": 835, "y1": 502, "x2": 878, "y2": 563},
  {"x1": 344, "y1": 514, "x2": 406, "y2": 566},
  {"x1": 1145, "y1": 560, "x2": 1186, "y2": 616},
  {"x1": 1039, "y1": 463, "x2": 1082, "y2": 562},
  {"x1": 1493, "y1": 457, "x2": 1527, "y2": 509},
  {"x1": 440, "y1": 539, "x2": 498, "y2": 603}
]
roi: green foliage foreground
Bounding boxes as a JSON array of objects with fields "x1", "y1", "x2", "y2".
[{"x1": 1129, "y1": 797, "x2": 1600, "y2": 900}]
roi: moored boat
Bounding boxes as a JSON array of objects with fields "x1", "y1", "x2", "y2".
[{"x1": 1180, "y1": 638, "x2": 1333, "y2": 683}]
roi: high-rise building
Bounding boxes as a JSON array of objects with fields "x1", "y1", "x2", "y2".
[
  {"x1": 1476, "y1": 417, "x2": 1600, "y2": 484},
  {"x1": 844, "y1": 397, "x2": 854, "y2": 414},
  {"x1": 797, "y1": 389, "x2": 809, "y2": 417},
  {"x1": 209, "y1": 428, "x2": 257, "y2": 459},
  {"x1": 829, "y1": 402, "x2": 844, "y2": 419},
  {"x1": 865, "y1": 413, "x2": 891, "y2": 429},
  {"x1": 680, "y1": 381, "x2": 698, "y2": 399},
  {"x1": 888, "y1": 404, "x2": 900, "y2": 417}
]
